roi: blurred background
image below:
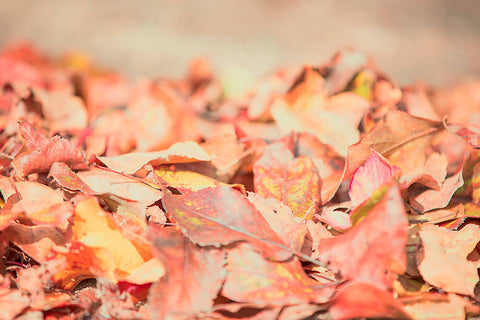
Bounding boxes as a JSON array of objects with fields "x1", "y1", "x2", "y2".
[{"x1": 1, "y1": 0, "x2": 479, "y2": 87}]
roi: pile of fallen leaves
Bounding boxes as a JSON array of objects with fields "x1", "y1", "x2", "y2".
[{"x1": 1, "y1": 43, "x2": 480, "y2": 320}]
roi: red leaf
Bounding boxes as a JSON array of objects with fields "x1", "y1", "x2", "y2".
[
  {"x1": 314, "y1": 185, "x2": 408, "y2": 289},
  {"x1": 12, "y1": 121, "x2": 86, "y2": 177},
  {"x1": 162, "y1": 185, "x2": 294, "y2": 262},
  {"x1": 147, "y1": 226, "x2": 225, "y2": 319},
  {"x1": 329, "y1": 282, "x2": 410, "y2": 320}
]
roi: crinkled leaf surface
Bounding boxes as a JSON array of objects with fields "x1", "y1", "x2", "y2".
[{"x1": 12, "y1": 121, "x2": 86, "y2": 177}]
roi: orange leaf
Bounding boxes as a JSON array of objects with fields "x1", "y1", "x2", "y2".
[{"x1": 253, "y1": 142, "x2": 320, "y2": 219}]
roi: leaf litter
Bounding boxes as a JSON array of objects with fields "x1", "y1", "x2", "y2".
[{"x1": 1, "y1": 43, "x2": 480, "y2": 319}]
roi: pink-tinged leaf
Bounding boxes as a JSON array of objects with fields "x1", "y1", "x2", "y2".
[
  {"x1": 0, "y1": 286, "x2": 31, "y2": 320},
  {"x1": 162, "y1": 186, "x2": 299, "y2": 262},
  {"x1": 12, "y1": 121, "x2": 86, "y2": 177},
  {"x1": 316, "y1": 209, "x2": 352, "y2": 230},
  {"x1": 349, "y1": 149, "x2": 400, "y2": 207},
  {"x1": 417, "y1": 224, "x2": 480, "y2": 296},
  {"x1": 222, "y1": 243, "x2": 335, "y2": 305},
  {"x1": 94, "y1": 141, "x2": 212, "y2": 175},
  {"x1": 314, "y1": 185, "x2": 408, "y2": 289},
  {"x1": 329, "y1": 282, "x2": 410, "y2": 320},
  {"x1": 253, "y1": 142, "x2": 320, "y2": 219},
  {"x1": 147, "y1": 226, "x2": 225, "y2": 319}
]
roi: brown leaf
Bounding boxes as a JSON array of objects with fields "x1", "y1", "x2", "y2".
[{"x1": 344, "y1": 111, "x2": 446, "y2": 185}]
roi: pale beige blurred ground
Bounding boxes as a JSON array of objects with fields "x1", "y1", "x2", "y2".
[{"x1": 1, "y1": 0, "x2": 479, "y2": 86}]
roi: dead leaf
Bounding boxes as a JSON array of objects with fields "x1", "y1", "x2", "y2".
[
  {"x1": 162, "y1": 185, "x2": 298, "y2": 262},
  {"x1": 147, "y1": 226, "x2": 225, "y2": 319},
  {"x1": 222, "y1": 243, "x2": 335, "y2": 305},
  {"x1": 314, "y1": 185, "x2": 408, "y2": 289},
  {"x1": 12, "y1": 121, "x2": 86, "y2": 177},
  {"x1": 417, "y1": 223, "x2": 480, "y2": 296},
  {"x1": 329, "y1": 282, "x2": 411, "y2": 320},
  {"x1": 94, "y1": 140, "x2": 212, "y2": 175},
  {"x1": 349, "y1": 149, "x2": 400, "y2": 207},
  {"x1": 253, "y1": 142, "x2": 320, "y2": 219}
]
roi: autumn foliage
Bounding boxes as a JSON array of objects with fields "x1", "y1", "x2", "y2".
[{"x1": 1, "y1": 43, "x2": 480, "y2": 319}]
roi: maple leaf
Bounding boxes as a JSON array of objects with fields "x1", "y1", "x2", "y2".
[
  {"x1": 147, "y1": 226, "x2": 225, "y2": 319},
  {"x1": 253, "y1": 141, "x2": 321, "y2": 219},
  {"x1": 314, "y1": 184, "x2": 408, "y2": 289},
  {"x1": 416, "y1": 223, "x2": 480, "y2": 296},
  {"x1": 12, "y1": 121, "x2": 87, "y2": 177}
]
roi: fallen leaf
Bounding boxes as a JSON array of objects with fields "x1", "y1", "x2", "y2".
[
  {"x1": 12, "y1": 121, "x2": 86, "y2": 177},
  {"x1": 247, "y1": 192, "x2": 308, "y2": 252},
  {"x1": 222, "y1": 243, "x2": 335, "y2": 305},
  {"x1": 349, "y1": 149, "x2": 400, "y2": 207},
  {"x1": 329, "y1": 282, "x2": 410, "y2": 320},
  {"x1": 162, "y1": 185, "x2": 295, "y2": 262},
  {"x1": 94, "y1": 140, "x2": 212, "y2": 175},
  {"x1": 147, "y1": 226, "x2": 225, "y2": 319},
  {"x1": 417, "y1": 223, "x2": 480, "y2": 296},
  {"x1": 314, "y1": 185, "x2": 408, "y2": 289},
  {"x1": 253, "y1": 142, "x2": 321, "y2": 219},
  {"x1": 401, "y1": 293, "x2": 467, "y2": 320}
]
